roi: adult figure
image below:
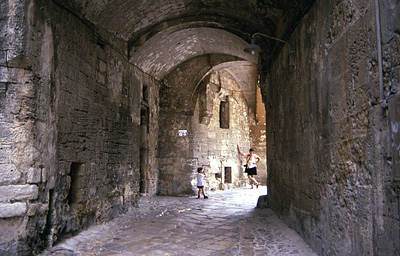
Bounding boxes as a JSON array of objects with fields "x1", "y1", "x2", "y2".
[{"x1": 237, "y1": 145, "x2": 260, "y2": 189}]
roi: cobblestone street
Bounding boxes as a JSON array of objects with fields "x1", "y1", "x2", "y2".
[{"x1": 41, "y1": 187, "x2": 317, "y2": 256}]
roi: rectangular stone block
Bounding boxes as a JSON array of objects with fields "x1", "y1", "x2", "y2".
[
  {"x1": 27, "y1": 167, "x2": 41, "y2": 184},
  {"x1": 0, "y1": 164, "x2": 21, "y2": 185},
  {"x1": 0, "y1": 67, "x2": 10, "y2": 82},
  {"x1": 0, "y1": 185, "x2": 39, "y2": 202},
  {"x1": 26, "y1": 203, "x2": 48, "y2": 216},
  {"x1": 0, "y1": 202, "x2": 27, "y2": 218}
]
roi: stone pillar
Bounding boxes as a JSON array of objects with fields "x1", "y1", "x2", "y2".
[{"x1": 1, "y1": 1, "x2": 55, "y2": 254}]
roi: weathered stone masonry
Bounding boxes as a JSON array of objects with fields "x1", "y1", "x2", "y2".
[
  {"x1": 1, "y1": 1, "x2": 260, "y2": 254},
  {"x1": 52, "y1": 2, "x2": 161, "y2": 251},
  {"x1": 265, "y1": 0, "x2": 400, "y2": 255},
  {"x1": 1, "y1": 1, "x2": 159, "y2": 254},
  {"x1": 1, "y1": 1, "x2": 56, "y2": 254},
  {"x1": 189, "y1": 70, "x2": 252, "y2": 191},
  {"x1": 157, "y1": 56, "x2": 261, "y2": 195},
  {"x1": 1, "y1": 0, "x2": 399, "y2": 255}
]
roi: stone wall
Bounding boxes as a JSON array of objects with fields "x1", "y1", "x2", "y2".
[
  {"x1": 49, "y1": 0, "x2": 160, "y2": 247},
  {"x1": 158, "y1": 66, "x2": 257, "y2": 195},
  {"x1": 190, "y1": 70, "x2": 252, "y2": 191},
  {"x1": 250, "y1": 86, "x2": 267, "y2": 184},
  {"x1": 157, "y1": 55, "x2": 212, "y2": 195},
  {"x1": 0, "y1": 1, "x2": 159, "y2": 254},
  {"x1": 0, "y1": 1, "x2": 55, "y2": 254},
  {"x1": 264, "y1": 0, "x2": 400, "y2": 255}
]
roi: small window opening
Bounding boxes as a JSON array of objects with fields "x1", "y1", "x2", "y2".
[
  {"x1": 122, "y1": 83, "x2": 129, "y2": 97},
  {"x1": 220, "y1": 100, "x2": 229, "y2": 129},
  {"x1": 142, "y1": 84, "x2": 148, "y2": 103},
  {"x1": 141, "y1": 106, "x2": 149, "y2": 134},
  {"x1": 68, "y1": 162, "x2": 85, "y2": 206},
  {"x1": 224, "y1": 167, "x2": 232, "y2": 183}
]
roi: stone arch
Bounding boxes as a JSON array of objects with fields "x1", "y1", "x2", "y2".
[
  {"x1": 189, "y1": 70, "x2": 254, "y2": 191},
  {"x1": 130, "y1": 27, "x2": 258, "y2": 81},
  {"x1": 157, "y1": 50, "x2": 261, "y2": 194}
]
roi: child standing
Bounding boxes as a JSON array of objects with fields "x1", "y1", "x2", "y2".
[{"x1": 197, "y1": 167, "x2": 208, "y2": 199}]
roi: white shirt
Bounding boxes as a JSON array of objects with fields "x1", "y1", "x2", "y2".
[
  {"x1": 197, "y1": 173, "x2": 205, "y2": 186},
  {"x1": 245, "y1": 153, "x2": 260, "y2": 169}
]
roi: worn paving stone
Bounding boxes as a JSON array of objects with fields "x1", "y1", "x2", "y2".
[{"x1": 41, "y1": 187, "x2": 318, "y2": 256}]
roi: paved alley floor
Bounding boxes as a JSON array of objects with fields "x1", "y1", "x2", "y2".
[{"x1": 41, "y1": 186, "x2": 318, "y2": 256}]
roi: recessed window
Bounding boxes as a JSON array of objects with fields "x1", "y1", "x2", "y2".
[
  {"x1": 68, "y1": 162, "x2": 85, "y2": 207},
  {"x1": 224, "y1": 167, "x2": 232, "y2": 183},
  {"x1": 142, "y1": 84, "x2": 148, "y2": 103},
  {"x1": 220, "y1": 100, "x2": 229, "y2": 129}
]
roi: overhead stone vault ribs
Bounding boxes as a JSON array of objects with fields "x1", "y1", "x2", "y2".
[
  {"x1": 1, "y1": 0, "x2": 400, "y2": 255},
  {"x1": 52, "y1": 0, "x2": 314, "y2": 78}
]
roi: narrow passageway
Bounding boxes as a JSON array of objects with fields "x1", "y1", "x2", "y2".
[
  {"x1": 41, "y1": 188, "x2": 317, "y2": 256},
  {"x1": 2, "y1": 0, "x2": 399, "y2": 254}
]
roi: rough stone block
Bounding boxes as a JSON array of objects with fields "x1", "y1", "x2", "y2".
[
  {"x1": 41, "y1": 168, "x2": 47, "y2": 183},
  {"x1": 0, "y1": 185, "x2": 39, "y2": 202},
  {"x1": 27, "y1": 167, "x2": 41, "y2": 184},
  {"x1": 256, "y1": 195, "x2": 269, "y2": 208},
  {"x1": 26, "y1": 203, "x2": 49, "y2": 216},
  {"x1": 0, "y1": 203, "x2": 27, "y2": 218},
  {"x1": 0, "y1": 164, "x2": 21, "y2": 185},
  {"x1": 219, "y1": 183, "x2": 228, "y2": 190}
]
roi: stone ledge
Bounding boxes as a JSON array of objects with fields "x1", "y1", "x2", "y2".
[
  {"x1": 0, "y1": 185, "x2": 39, "y2": 202},
  {"x1": 0, "y1": 202, "x2": 27, "y2": 218}
]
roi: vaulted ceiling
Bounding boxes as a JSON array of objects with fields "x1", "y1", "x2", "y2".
[{"x1": 53, "y1": 0, "x2": 314, "y2": 110}]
